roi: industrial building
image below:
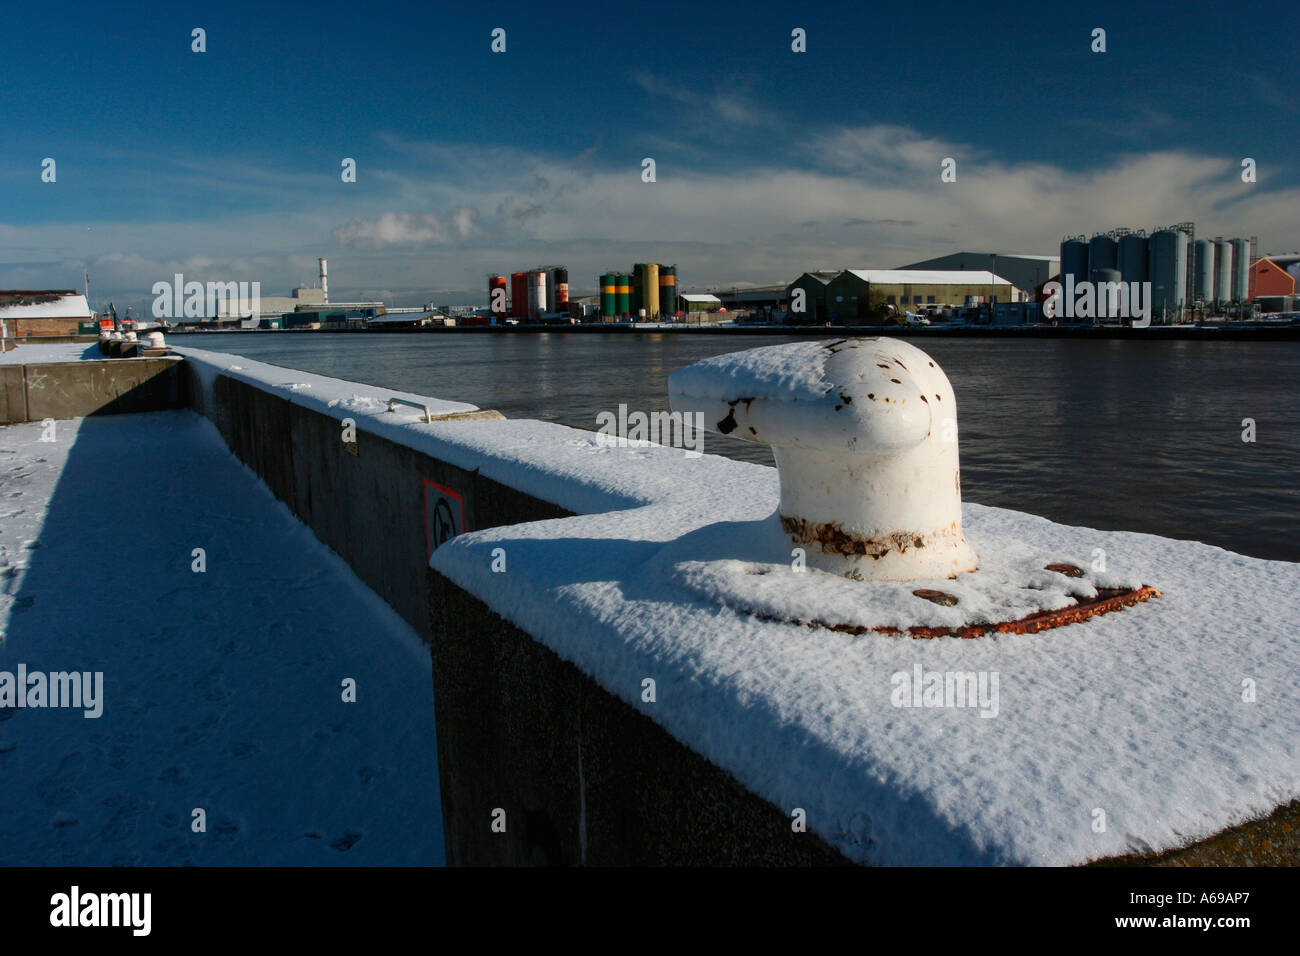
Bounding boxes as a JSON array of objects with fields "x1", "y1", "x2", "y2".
[
  {"x1": 784, "y1": 270, "x2": 1017, "y2": 324},
  {"x1": 1249, "y1": 257, "x2": 1297, "y2": 302},
  {"x1": 490, "y1": 267, "x2": 570, "y2": 321},
  {"x1": 0, "y1": 290, "x2": 96, "y2": 337},
  {"x1": 678, "y1": 293, "x2": 723, "y2": 313},
  {"x1": 597, "y1": 263, "x2": 678, "y2": 320},
  {"x1": 1058, "y1": 225, "x2": 1259, "y2": 323},
  {"x1": 218, "y1": 258, "x2": 330, "y2": 318},
  {"x1": 783, "y1": 272, "x2": 840, "y2": 323},
  {"x1": 894, "y1": 253, "x2": 1059, "y2": 297}
]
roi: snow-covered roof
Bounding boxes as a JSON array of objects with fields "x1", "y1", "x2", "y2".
[
  {"x1": 679, "y1": 294, "x2": 722, "y2": 303},
  {"x1": 845, "y1": 270, "x2": 1014, "y2": 286},
  {"x1": 0, "y1": 292, "x2": 93, "y2": 319}
]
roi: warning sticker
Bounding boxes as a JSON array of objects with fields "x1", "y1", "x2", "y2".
[{"x1": 424, "y1": 479, "x2": 466, "y2": 559}]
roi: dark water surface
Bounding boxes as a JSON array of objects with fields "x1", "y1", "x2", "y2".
[{"x1": 184, "y1": 332, "x2": 1300, "y2": 562}]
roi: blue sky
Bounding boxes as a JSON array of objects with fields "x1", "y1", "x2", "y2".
[{"x1": 2, "y1": 0, "x2": 1296, "y2": 310}]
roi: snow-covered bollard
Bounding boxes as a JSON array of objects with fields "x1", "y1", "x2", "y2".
[
  {"x1": 669, "y1": 338, "x2": 979, "y2": 581},
  {"x1": 124, "y1": 331, "x2": 138, "y2": 342},
  {"x1": 146, "y1": 331, "x2": 165, "y2": 349}
]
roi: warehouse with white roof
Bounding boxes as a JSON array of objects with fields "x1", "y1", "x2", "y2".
[{"x1": 786, "y1": 269, "x2": 1019, "y2": 323}]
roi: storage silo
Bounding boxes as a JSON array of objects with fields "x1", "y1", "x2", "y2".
[
  {"x1": 1060, "y1": 237, "x2": 1089, "y2": 289},
  {"x1": 1088, "y1": 234, "x2": 1118, "y2": 283},
  {"x1": 1213, "y1": 239, "x2": 1232, "y2": 306},
  {"x1": 1149, "y1": 229, "x2": 1188, "y2": 321},
  {"x1": 1231, "y1": 238, "x2": 1250, "y2": 302},
  {"x1": 600, "y1": 273, "x2": 616, "y2": 318},
  {"x1": 1118, "y1": 234, "x2": 1148, "y2": 286},
  {"x1": 510, "y1": 272, "x2": 528, "y2": 318},
  {"x1": 1091, "y1": 268, "x2": 1122, "y2": 318},
  {"x1": 543, "y1": 269, "x2": 557, "y2": 313},
  {"x1": 1191, "y1": 239, "x2": 1214, "y2": 305},
  {"x1": 554, "y1": 268, "x2": 569, "y2": 307},
  {"x1": 615, "y1": 274, "x2": 630, "y2": 317},
  {"x1": 643, "y1": 263, "x2": 660, "y2": 318},
  {"x1": 630, "y1": 264, "x2": 646, "y2": 316},
  {"x1": 526, "y1": 270, "x2": 547, "y2": 319},
  {"x1": 659, "y1": 265, "x2": 677, "y2": 317}
]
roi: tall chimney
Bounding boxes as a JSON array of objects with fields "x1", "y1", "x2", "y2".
[{"x1": 319, "y1": 258, "x2": 328, "y2": 302}]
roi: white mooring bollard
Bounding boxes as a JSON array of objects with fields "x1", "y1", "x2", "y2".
[{"x1": 669, "y1": 338, "x2": 979, "y2": 581}]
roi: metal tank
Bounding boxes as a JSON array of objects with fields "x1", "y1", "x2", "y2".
[
  {"x1": 630, "y1": 264, "x2": 645, "y2": 316},
  {"x1": 643, "y1": 263, "x2": 660, "y2": 318},
  {"x1": 1060, "y1": 237, "x2": 1089, "y2": 288},
  {"x1": 1148, "y1": 229, "x2": 1188, "y2": 321},
  {"x1": 543, "y1": 269, "x2": 557, "y2": 313},
  {"x1": 1191, "y1": 239, "x2": 1214, "y2": 306},
  {"x1": 527, "y1": 270, "x2": 547, "y2": 319},
  {"x1": 510, "y1": 272, "x2": 528, "y2": 318},
  {"x1": 1118, "y1": 234, "x2": 1148, "y2": 286},
  {"x1": 1088, "y1": 234, "x2": 1118, "y2": 283},
  {"x1": 554, "y1": 268, "x2": 569, "y2": 308},
  {"x1": 1092, "y1": 268, "x2": 1123, "y2": 317},
  {"x1": 659, "y1": 265, "x2": 677, "y2": 317},
  {"x1": 615, "y1": 274, "x2": 630, "y2": 317},
  {"x1": 600, "y1": 273, "x2": 616, "y2": 318},
  {"x1": 1231, "y1": 238, "x2": 1250, "y2": 302},
  {"x1": 1214, "y1": 239, "x2": 1232, "y2": 306}
]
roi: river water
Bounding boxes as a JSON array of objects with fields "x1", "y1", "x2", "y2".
[{"x1": 185, "y1": 331, "x2": 1300, "y2": 562}]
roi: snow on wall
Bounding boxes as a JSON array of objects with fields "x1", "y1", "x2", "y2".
[
  {"x1": 177, "y1": 345, "x2": 771, "y2": 518},
  {"x1": 430, "y1": 491, "x2": 1300, "y2": 865}
]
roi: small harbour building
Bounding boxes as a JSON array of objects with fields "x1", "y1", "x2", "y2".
[
  {"x1": 678, "y1": 293, "x2": 723, "y2": 315},
  {"x1": 0, "y1": 290, "x2": 96, "y2": 338}
]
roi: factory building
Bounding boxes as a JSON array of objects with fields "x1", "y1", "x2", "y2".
[
  {"x1": 783, "y1": 271, "x2": 840, "y2": 323},
  {"x1": 894, "y1": 253, "x2": 1059, "y2": 296},
  {"x1": 0, "y1": 290, "x2": 96, "y2": 337},
  {"x1": 220, "y1": 258, "x2": 330, "y2": 318},
  {"x1": 790, "y1": 270, "x2": 1017, "y2": 323},
  {"x1": 1249, "y1": 257, "x2": 1297, "y2": 302}
]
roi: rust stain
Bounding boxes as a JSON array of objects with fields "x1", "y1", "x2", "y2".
[
  {"x1": 1045, "y1": 562, "x2": 1085, "y2": 578},
  {"x1": 746, "y1": 586, "x2": 1160, "y2": 639},
  {"x1": 780, "y1": 516, "x2": 956, "y2": 559}
]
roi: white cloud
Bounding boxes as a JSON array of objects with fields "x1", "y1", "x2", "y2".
[{"x1": 2, "y1": 118, "x2": 1297, "y2": 307}]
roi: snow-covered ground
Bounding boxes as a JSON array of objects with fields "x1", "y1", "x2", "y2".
[
  {"x1": 0, "y1": 411, "x2": 444, "y2": 865},
  {"x1": 0, "y1": 342, "x2": 99, "y2": 365}
]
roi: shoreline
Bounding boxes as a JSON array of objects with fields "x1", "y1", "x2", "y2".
[{"x1": 164, "y1": 322, "x2": 1300, "y2": 342}]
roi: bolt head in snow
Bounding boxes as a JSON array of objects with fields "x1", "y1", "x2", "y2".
[{"x1": 669, "y1": 338, "x2": 978, "y2": 581}]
